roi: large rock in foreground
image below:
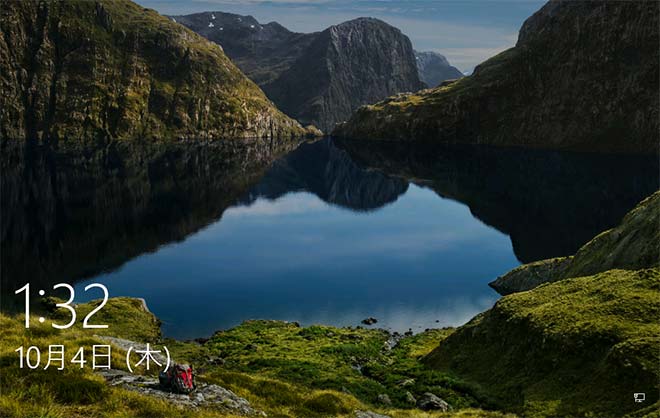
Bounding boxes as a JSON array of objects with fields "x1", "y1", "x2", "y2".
[
  {"x1": 334, "y1": 0, "x2": 659, "y2": 154},
  {"x1": 490, "y1": 191, "x2": 660, "y2": 295},
  {"x1": 0, "y1": 0, "x2": 307, "y2": 141}
]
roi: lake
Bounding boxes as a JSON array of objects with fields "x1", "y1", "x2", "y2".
[{"x1": 2, "y1": 138, "x2": 657, "y2": 339}]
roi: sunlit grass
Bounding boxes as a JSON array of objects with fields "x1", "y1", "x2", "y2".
[{"x1": 0, "y1": 298, "x2": 498, "y2": 417}]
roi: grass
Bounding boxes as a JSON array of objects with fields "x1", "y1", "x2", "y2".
[
  {"x1": 425, "y1": 268, "x2": 660, "y2": 418},
  {"x1": 0, "y1": 298, "x2": 235, "y2": 417},
  {"x1": 13, "y1": 271, "x2": 645, "y2": 418},
  {"x1": 0, "y1": 298, "x2": 505, "y2": 417},
  {"x1": 196, "y1": 320, "x2": 484, "y2": 410}
]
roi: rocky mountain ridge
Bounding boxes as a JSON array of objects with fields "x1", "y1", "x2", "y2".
[
  {"x1": 334, "y1": 0, "x2": 659, "y2": 154},
  {"x1": 264, "y1": 18, "x2": 425, "y2": 132},
  {"x1": 0, "y1": 0, "x2": 309, "y2": 141},
  {"x1": 169, "y1": 11, "x2": 318, "y2": 87},
  {"x1": 174, "y1": 14, "x2": 428, "y2": 132}
]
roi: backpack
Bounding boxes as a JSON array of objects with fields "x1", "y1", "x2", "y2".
[{"x1": 159, "y1": 363, "x2": 196, "y2": 393}]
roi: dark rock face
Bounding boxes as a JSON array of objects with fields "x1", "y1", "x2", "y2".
[
  {"x1": 265, "y1": 18, "x2": 425, "y2": 132},
  {"x1": 488, "y1": 257, "x2": 572, "y2": 296},
  {"x1": 414, "y1": 51, "x2": 463, "y2": 88},
  {"x1": 334, "y1": 1, "x2": 659, "y2": 154},
  {"x1": 176, "y1": 15, "x2": 425, "y2": 132},
  {"x1": 169, "y1": 12, "x2": 318, "y2": 86},
  {"x1": 361, "y1": 317, "x2": 378, "y2": 325},
  {"x1": 0, "y1": 0, "x2": 306, "y2": 141}
]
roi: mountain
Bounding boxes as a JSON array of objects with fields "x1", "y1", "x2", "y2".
[
  {"x1": 264, "y1": 18, "x2": 425, "y2": 132},
  {"x1": 414, "y1": 51, "x2": 463, "y2": 87},
  {"x1": 175, "y1": 15, "x2": 425, "y2": 132},
  {"x1": 0, "y1": 0, "x2": 308, "y2": 141},
  {"x1": 169, "y1": 12, "x2": 318, "y2": 87},
  {"x1": 334, "y1": 1, "x2": 659, "y2": 154}
]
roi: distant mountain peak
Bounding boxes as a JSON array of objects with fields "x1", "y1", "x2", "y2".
[
  {"x1": 176, "y1": 13, "x2": 424, "y2": 132},
  {"x1": 263, "y1": 17, "x2": 424, "y2": 131},
  {"x1": 414, "y1": 50, "x2": 463, "y2": 88}
]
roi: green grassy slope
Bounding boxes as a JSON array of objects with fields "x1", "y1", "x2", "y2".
[
  {"x1": 0, "y1": 0, "x2": 309, "y2": 141},
  {"x1": 0, "y1": 298, "x2": 514, "y2": 417},
  {"x1": 564, "y1": 191, "x2": 660, "y2": 278},
  {"x1": 424, "y1": 268, "x2": 660, "y2": 418},
  {"x1": 490, "y1": 191, "x2": 660, "y2": 295}
]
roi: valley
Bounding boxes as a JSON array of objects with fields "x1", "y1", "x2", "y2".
[{"x1": 0, "y1": 1, "x2": 658, "y2": 417}]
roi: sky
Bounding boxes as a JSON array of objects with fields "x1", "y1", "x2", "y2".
[{"x1": 135, "y1": 0, "x2": 546, "y2": 73}]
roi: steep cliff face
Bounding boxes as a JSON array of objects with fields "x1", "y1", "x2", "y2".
[
  {"x1": 178, "y1": 14, "x2": 425, "y2": 133},
  {"x1": 264, "y1": 18, "x2": 425, "y2": 132},
  {"x1": 334, "y1": 1, "x2": 659, "y2": 154},
  {"x1": 170, "y1": 12, "x2": 317, "y2": 87},
  {"x1": 0, "y1": 0, "x2": 308, "y2": 141},
  {"x1": 414, "y1": 51, "x2": 463, "y2": 87}
]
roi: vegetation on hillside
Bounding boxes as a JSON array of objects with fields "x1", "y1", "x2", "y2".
[
  {"x1": 0, "y1": 0, "x2": 311, "y2": 141},
  {"x1": 334, "y1": 1, "x2": 659, "y2": 154},
  {"x1": 425, "y1": 268, "x2": 660, "y2": 417},
  {"x1": 0, "y1": 298, "x2": 513, "y2": 417},
  {"x1": 490, "y1": 191, "x2": 660, "y2": 294}
]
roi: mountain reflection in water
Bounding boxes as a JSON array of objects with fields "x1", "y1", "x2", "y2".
[{"x1": 2, "y1": 138, "x2": 656, "y2": 338}]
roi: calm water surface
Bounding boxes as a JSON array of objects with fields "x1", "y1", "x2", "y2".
[
  {"x1": 4, "y1": 138, "x2": 656, "y2": 339},
  {"x1": 79, "y1": 182, "x2": 516, "y2": 338}
]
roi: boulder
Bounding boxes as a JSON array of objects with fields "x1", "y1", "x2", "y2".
[
  {"x1": 416, "y1": 392, "x2": 450, "y2": 411},
  {"x1": 361, "y1": 317, "x2": 378, "y2": 325}
]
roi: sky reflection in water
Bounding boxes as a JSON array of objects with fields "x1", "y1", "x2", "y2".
[{"x1": 79, "y1": 183, "x2": 517, "y2": 339}]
